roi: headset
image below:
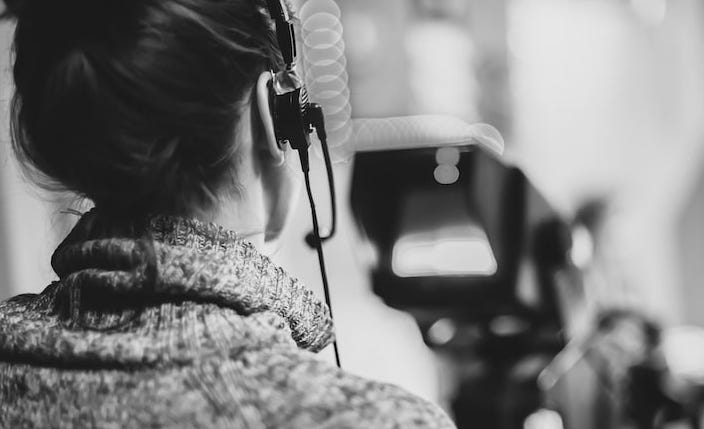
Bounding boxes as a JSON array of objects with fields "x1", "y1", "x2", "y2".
[{"x1": 265, "y1": 0, "x2": 341, "y2": 368}]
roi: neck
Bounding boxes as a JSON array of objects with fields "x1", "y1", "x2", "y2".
[
  {"x1": 199, "y1": 192, "x2": 265, "y2": 249},
  {"x1": 193, "y1": 137, "x2": 269, "y2": 250}
]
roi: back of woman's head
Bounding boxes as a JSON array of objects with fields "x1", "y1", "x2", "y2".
[{"x1": 3, "y1": 0, "x2": 284, "y2": 215}]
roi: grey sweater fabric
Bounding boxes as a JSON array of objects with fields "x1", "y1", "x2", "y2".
[{"x1": 0, "y1": 211, "x2": 455, "y2": 428}]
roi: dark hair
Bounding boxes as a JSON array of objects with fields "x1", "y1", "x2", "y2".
[{"x1": 4, "y1": 0, "x2": 285, "y2": 215}]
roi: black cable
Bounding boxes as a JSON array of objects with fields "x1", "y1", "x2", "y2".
[
  {"x1": 305, "y1": 104, "x2": 337, "y2": 246},
  {"x1": 300, "y1": 150, "x2": 341, "y2": 368},
  {"x1": 317, "y1": 109, "x2": 337, "y2": 241}
]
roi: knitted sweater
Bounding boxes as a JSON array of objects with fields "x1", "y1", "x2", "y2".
[{"x1": 0, "y1": 211, "x2": 455, "y2": 428}]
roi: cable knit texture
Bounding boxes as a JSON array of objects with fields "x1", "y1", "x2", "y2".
[{"x1": 0, "y1": 210, "x2": 455, "y2": 428}]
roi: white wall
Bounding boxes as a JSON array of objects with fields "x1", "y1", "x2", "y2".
[
  {"x1": 508, "y1": 0, "x2": 704, "y2": 324},
  {"x1": 0, "y1": 22, "x2": 63, "y2": 300}
]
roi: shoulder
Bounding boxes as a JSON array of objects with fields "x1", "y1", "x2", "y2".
[
  {"x1": 0, "y1": 289, "x2": 51, "y2": 328},
  {"x1": 321, "y1": 375, "x2": 456, "y2": 429},
  {"x1": 0, "y1": 283, "x2": 59, "y2": 313},
  {"x1": 0, "y1": 284, "x2": 61, "y2": 336},
  {"x1": 202, "y1": 348, "x2": 456, "y2": 429}
]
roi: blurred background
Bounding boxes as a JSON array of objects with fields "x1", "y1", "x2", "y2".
[{"x1": 4, "y1": 0, "x2": 704, "y2": 427}]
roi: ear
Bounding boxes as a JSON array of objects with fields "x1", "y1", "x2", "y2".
[{"x1": 255, "y1": 71, "x2": 285, "y2": 166}]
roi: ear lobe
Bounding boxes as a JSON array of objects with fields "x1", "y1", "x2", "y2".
[{"x1": 256, "y1": 71, "x2": 285, "y2": 166}]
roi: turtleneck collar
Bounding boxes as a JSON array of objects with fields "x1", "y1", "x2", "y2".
[{"x1": 49, "y1": 209, "x2": 334, "y2": 354}]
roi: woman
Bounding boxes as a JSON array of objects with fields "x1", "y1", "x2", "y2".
[{"x1": 0, "y1": 0, "x2": 455, "y2": 427}]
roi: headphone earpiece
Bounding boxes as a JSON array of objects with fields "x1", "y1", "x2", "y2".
[
  {"x1": 265, "y1": 0, "x2": 334, "y2": 239},
  {"x1": 269, "y1": 70, "x2": 313, "y2": 155},
  {"x1": 265, "y1": 0, "x2": 315, "y2": 170}
]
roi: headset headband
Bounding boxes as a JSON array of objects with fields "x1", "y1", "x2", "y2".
[{"x1": 266, "y1": 0, "x2": 296, "y2": 68}]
